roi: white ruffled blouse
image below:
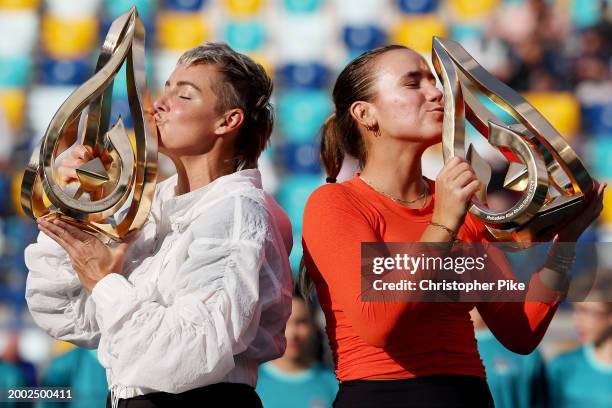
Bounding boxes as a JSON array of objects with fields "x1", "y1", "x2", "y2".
[{"x1": 24, "y1": 169, "x2": 293, "y2": 406}]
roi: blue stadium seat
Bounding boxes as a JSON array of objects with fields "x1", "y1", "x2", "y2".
[
  {"x1": 582, "y1": 103, "x2": 612, "y2": 135},
  {"x1": 223, "y1": 20, "x2": 265, "y2": 52},
  {"x1": 111, "y1": 55, "x2": 154, "y2": 99},
  {"x1": 110, "y1": 97, "x2": 133, "y2": 129},
  {"x1": 450, "y1": 24, "x2": 483, "y2": 43},
  {"x1": 275, "y1": 173, "x2": 323, "y2": 231},
  {"x1": 276, "y1": 62, "x2": 330, "y2": 89},
  {"x1": 283, "y1": 0, "x2": 322, "y2": 13},
  {"x1": 590, "y1": 138, "x2": 612, "y2": 180},
  {"x1": 282, "y1": 142, "x2": 321, "y2": 174},
  {"x1": 0, "y1": 56, "x2": 32, "y2": 88},
  {"x1": 40, "y1": 57, "x2": 92, "y2": 86},
  {"x1": 342, "y1": 24, "x2": 386, "y2": 53},
  {"x1": 288, "y1": 231, "x2": 302, "y2": 277},
  {"x1": 165, "y1": 0, "x2": 206, "y2": 12},
  {"x1": 100, "y1": 16, "x2": 156, "y2": 48},
  {"x1": 277, "y1": 89, "x2": 332, "y2": 143},
  {"x1": 104, "y1": 0, "x2": 156, "y2": 22},
  {"x1": 397, "y1": 0, "x2": 439, "y2": 14},
  {"x1": 571, "y1": 0, "x2": 602, "y2": 29}
]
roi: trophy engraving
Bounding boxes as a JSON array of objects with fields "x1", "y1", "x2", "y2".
[
  {"x1": 20, "y1": 7, "x2": 157, "y2": 243},
  {"x1": 432, "y1": 37, "x2": 593, "y2": 243}
]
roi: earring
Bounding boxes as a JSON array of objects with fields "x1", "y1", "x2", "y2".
[{"x1": 366, "y1": 124, "x2": 381, "y2": 137}]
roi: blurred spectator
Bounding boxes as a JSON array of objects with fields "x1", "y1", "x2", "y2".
[
  {"x1": 0, "y1": 359, "x2": 28, "y2": 408},
  {"x1": 2, "y1": 332, "x2": 37, "y2": 387},
  {"x1": 488, "y1": 0, "x2": 571, "y2": 91},
  {"x1": 256, "y1": 292, "x2": 338, "y2": 408},
  {"x1": 37, "y1": 347, "x2": 107, "y2": 408},
  {"x1": 470, "y1": 308, "x2": 548, "y2": 408},
  {"x1": 547, "y1": 287, "x2": 612, "y2": 408}
]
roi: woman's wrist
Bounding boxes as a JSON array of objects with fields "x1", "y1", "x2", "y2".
[
  {"x1": 428, "y1": 219, "x2": 459, "y2": 242},
  {"x1": 539, "y1": 243, "x2": 576, "y2": 292}
]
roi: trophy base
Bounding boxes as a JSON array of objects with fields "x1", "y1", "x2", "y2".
[
  {"x1": 40, "y1": 212, "x2": 123, "y2": 245},
  {"x1": 485, "y1": 193, "x2": 585, "y2": 246}
]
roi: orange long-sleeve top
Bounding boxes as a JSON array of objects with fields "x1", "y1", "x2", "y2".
[{"x1": 302, "y1": 175, "x2": 565, "y2": 382}]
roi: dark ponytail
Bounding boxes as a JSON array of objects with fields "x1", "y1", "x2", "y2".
[{"x1": 299, "y1": 44, "x2": 409, "y2": 300}]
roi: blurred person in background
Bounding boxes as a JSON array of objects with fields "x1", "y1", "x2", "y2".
[
  {"x1": 2, "y1": 331, "x2": 37, "y2": 387},
  {"x1": 301, "y1": 44, "x2": 605, "y2": 408},
  {"x1": 487, "y1": 0, "x2": 571, "y2": 91},
  {"x1": 470, "y1": 308, "x2": 548, "y2": 408},
  {"x1": 256, "y1": 289, "x2": 338, "y2": 408},
  {"x1": 37, "y1": 347, "x2": 107, "y2": 408},
  {"x1": 24, "y1": 42, "x2": 292, "y2": 408},
  {"x1": 0, "y1": 357, "x2": 29, "y2": 408},
  {"x1": 547, "y1": 277, "x2": 612, "y2": 408}
]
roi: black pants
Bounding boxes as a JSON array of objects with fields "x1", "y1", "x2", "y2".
[
  {"x1": 105, "y1": 383, "x2": 263, "y2": 408},
  {"x1": 333, "y1": 375, "x2": 495, "y2": 408}
]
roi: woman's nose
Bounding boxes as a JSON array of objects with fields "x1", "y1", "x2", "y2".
[
  {"x1": 426, "y1": 83, "x2": 443, "y2": 102},
  {"x1": 153, "y1": 94, "x2": 168, "y2": 112}
]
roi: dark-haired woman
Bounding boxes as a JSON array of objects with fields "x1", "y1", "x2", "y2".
[
  {"x1": 301, "y1": 45, "x2": 605, "y2": 407},
  {"x1": 25, "y1": 43, "x2": 293, "y2": 408}
]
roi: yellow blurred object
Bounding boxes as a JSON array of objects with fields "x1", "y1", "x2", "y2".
[
  {"x1": 41, "y1": 14, "x2": 98, "y2": 58},
  {"x1": 449, "y1": 0, "x2": 500, "y2": 21},
  {"x1": 11, "y1": 172, "x2": 27, "y2": 218},
  {"x1": 524, "y1": 92, "x2": 580, "y2": 140},
  {"x1": 601, "y1": 187, "x2": 612, "y2": 224},
  {"x1": 225, "y1": 0, "x2": 263, "y2": 17},
  {"x1": 51, "y1": 340, "x2": 76, "y2": 357},
  {"x1": 157, "y1": 12, "x2": 208, "y2": 51},
  {"x1": 391, "y1": 16, "x2": 447, "y2": 53},
  {"x1": 248, "y1": 53, "x2": 273, "y2": 77},
  {"x1": 0, "y1": 89, "x2": 26, "y2": 130},
  {"x1": 0, "y1": 0, "x2": 39, "y2": 8}
]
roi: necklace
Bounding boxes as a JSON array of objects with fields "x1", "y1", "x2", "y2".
[{"x1": 359, "y1": 175, "x2": 430, "y2": 207}]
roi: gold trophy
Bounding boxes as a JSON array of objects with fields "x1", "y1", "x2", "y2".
[
  {"x1": 21, "y1": 7, "x2": 157, "y2": 243},
  {"x1": 431, "y1": 37, "x2": 593, "y2": 243}
]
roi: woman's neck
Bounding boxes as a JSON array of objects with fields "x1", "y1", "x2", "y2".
[
  {"x1": 170, "y1": 139, "x2": 238, "y2": 195},
  {"x1": 272, "y1": 355, "x2": 314, "y2": 373},
  {"x1": 594, "y1": 334, "x2": 612, "y2": 365},
  {"x1": 360, "y1": 139, "x2": 428, "y2": 202}
]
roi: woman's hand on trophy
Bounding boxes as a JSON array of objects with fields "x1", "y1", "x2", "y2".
[
  {"x1": 36, "y1": 215, "x2": 139, "y2": 292},
  {"x1": 57, "y1": 145, "x2": 95, "y2": 188},
  {"x1": 432, "y1": 157, "x2": 483, "y2": 232},
  {"x1": 555, "y1": 181, "x2": 606, "y2": 243}
]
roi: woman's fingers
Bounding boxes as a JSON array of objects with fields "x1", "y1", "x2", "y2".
[
  {"x1": 52, "y1": 219, "x2": 93, "y2": 244},
  {"x1": 443, "y1": 160, "x2": 470, "y2": 181},
  {"x1": 37, "y1": 218, "x2": 76, "y2": 255},
  {"x1": 462, "y1": 179, "x2": 482, "y2": 199},
  {"x1": 454, "y1": 170, "x2": 477, "y2": 188}
]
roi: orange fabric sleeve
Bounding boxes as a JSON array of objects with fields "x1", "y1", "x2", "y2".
[{"x1": 463, "y1": 214, "x2": 565, "y2": 354}]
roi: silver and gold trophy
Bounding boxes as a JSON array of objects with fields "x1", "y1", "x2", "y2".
[
  {"x1": 432, "y1": 37, "x2": 593, "y2": 243},
  {"x1": 21, "y1": 7, "x2": 157, "y2": 243}
]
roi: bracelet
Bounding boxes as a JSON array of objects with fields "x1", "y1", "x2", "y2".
[
  {"x1": 428, "y1": 221, "x2": 458, "y2": 242},
  {"x1": 544, "y1": 246, "x2": 576, "y2": 275}
]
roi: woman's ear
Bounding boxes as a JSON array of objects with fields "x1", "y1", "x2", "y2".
[
  {"x1": 349, "y1": 100, "x2": 377, "y2": 130},
  {"x1": 214, "y1": 108, "x2": 244, "y2": 136}
]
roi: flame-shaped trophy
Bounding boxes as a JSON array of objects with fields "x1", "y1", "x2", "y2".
[
  {"x1": 21, "y1": 7, "x2": 157, "y2": 243},
  {"x1": 432, "y1": 37, "x2": 593, "y2": 243}
]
